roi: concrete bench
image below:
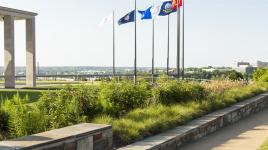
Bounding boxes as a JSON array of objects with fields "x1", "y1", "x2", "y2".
[{"x1": 0, "y1": 123, "x2": 112, "y2": 150}]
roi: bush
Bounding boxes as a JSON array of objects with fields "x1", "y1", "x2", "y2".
[
  {"x1": 152, "y1": 79, "x2": 206, "y2": 104},
  {"x1": 253, "y1": 69, "x2": 268, "y2": 82},
  {"x1": 2, "y1": 94, "x2": 46, "y2": 138},
  {"x1": 226, "y1": 71, "x2": 244, "y2": 81},
  {"x1": 37, "y1": 85, "x2": 100, "y2": 129},
  {"x1": 0, "y1": 107, "x2": 9, "y2": 140},
  {"x1": 99, "y1": 80, "x2": 151, "y2": 117}
]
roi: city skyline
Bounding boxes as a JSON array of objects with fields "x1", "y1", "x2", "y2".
[{"x1": 0, "y1": 0, "x2": 267, "y2": 68}]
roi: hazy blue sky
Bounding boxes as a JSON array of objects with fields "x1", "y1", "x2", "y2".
[{"x1": 0, "y1": 0, "x2": 267, "y2": 67}]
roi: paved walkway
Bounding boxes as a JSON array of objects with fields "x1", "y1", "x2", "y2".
[{"x1": 180, "y1": 108, "x2": 268, "y2": 150}]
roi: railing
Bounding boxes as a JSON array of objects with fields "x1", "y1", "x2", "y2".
[{"x1": 0, "y1": 74, "x2": 213, "y2": 82}]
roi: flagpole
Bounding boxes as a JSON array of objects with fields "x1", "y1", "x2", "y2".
[
  {"x1": 152, "y1": 20, "x2": 155, "y2": 83},
  {"x1": 113, "y1": 10, "x2": 116, "y2": 77},
  {"x1": 177, "y1": 0, "x2": 181, "y2": 79},
  {"x1": 167, "y1": 14, "x2": 170, "y2": 76},
  {"x1": 134, "y1": 0, "x2": 137, "y2": 84},
  {"x1": 182, "y1": 0, "x2": 185, "y2": 79},
  {"x1": 152, "y1": 2, "x2": 155, "y2": 84}
]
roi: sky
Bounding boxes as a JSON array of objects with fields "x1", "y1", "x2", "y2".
[{"x1": 0, "y1": 0, "x2": 267, "y2": 68}]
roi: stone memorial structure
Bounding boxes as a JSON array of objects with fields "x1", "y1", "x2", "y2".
[
  {"x1": 0, "y1": 123, "x2": 113, "y2": 150},
  {"x1": 0, "y1": 6, "x2": 37, "y2": 88}
]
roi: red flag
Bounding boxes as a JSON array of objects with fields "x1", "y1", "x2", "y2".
[
  {"x1": 179, "y1": 0, "x2": 183, "y2": 7},
  {"x1": 172, "y1": 0, "x2": 183, "y2": 11}
]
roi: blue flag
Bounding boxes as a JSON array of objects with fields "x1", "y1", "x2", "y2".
[
  {"x1": 138, "y1": 6, "x2": 152, "y2": 20},
  {"x1": 159, "y1": 1, "x2": 176, "y2": 16},
  {"x1": 118, "y1": 10, "x2": 135, "y2": 25}
]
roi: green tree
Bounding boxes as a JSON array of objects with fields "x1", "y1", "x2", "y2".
[
  {"x1": 226, "y1": 71, "x2": 244, "y2": 81},
  {"x1": 253, "y1": 69, "x2": 268, "y2": 82}
]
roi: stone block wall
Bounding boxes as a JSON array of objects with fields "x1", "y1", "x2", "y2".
[{"x1": 0, "y1": 123, "x2": 112, "y2": 150}]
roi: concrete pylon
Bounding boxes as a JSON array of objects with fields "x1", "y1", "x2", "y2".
[
  {"x1": 4, "y1": 15, "x2": 15, "y2": 89},
  {"x1": 26, "y1": 18, "x2": 36, "y2": 87}
]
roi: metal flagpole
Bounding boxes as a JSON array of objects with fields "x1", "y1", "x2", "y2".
[
  {"x1": 152, "y1": 2, "x2": 155, "y2": 84},
  {"x1": 182, "y1": 0, "x2": 185, "y2": 79},
  {"x1": 134, "y1": 0, "x2": 137, "y2": 84},
  {"x1": 167, "y1": 15, "x2": 170, "y2": 76},
  {"x1": 113, "y1": 10, "x2": 116, "y2": 77},
  {"x1": 152, "y1": 19, "x2": 155, "y2": 83},
  {"x1": 177, "y1": 0, "x2": 181, "y2": 79}
]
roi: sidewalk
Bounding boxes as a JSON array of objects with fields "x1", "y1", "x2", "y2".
[{"x1": 180, "y1": 108, "x2": 268, "y2": 150}]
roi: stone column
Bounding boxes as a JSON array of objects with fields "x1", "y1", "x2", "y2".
[
  {"x1": 4, "y1": 15, "x2": 15, "y2": 89},
  {"x1": 26, "y1": 18, "x2": 36, "y2": 87}
]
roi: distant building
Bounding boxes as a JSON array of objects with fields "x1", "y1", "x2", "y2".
[
  {"x1": 256, "y1": 61, "x2": 268, "y2": 68},
  {"x1": 202, "y1": 66, "x2": 232, "y2": 73},
  {"x1": 202, "y1": 68, "x2": 216, "y2": 72},
  {"x1": 233, "y1": 61, "x2": 255, "y2": 74},
  {"x1": 236, "y1": 62, "x2": 250, "y2": 67},
  {"x1": 235, "y1": 66, "x2": 255, "y2": 74}
]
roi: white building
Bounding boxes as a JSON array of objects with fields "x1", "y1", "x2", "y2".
[{"x1": 233, "y1": 61, "x2": 255, "y2": 74}]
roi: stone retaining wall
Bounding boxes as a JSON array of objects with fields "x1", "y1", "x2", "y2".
[
  {"x1": 0, "y1": 123, "x2": 112, "y2": 150},
  {"x1": 119, "y1": 93, "x2": 268, "y2": 150}
]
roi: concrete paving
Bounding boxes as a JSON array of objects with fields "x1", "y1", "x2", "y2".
[{"x1": 180, "y1": 108, "x2": 268, "y2": 150}]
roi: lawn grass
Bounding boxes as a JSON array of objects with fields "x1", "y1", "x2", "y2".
[
  {"x1": 0, "y1": 80, "x2": 100, "y2": 85},
  {"x1": 0, "y1": 90, "x2": 44, "y2": 103},
  {"x1": 258, "y1": 139, "x2": 268, "y2": 150},
  {"x1": 22, "y1": 85, "x2": 68, "y2": 90}
]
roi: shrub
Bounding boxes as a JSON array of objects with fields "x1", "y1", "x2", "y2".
[
  {"x1": 0, "y1": 107, "x2": 9, "y2": 140},
  {"x1": 2, "y1": 94, "x2": 46, "y2": 138},
  {"x1": 152, "y1": 79, "x2": 206, "y2": 104},
  {"x1": 226, "y1": 71, "x2": 244, "y2": 81},
  {"x1": 99, "y1": 80, "x2": 151, "y2": 117},
  {"x1": 37, "y1": 85, "x2": 100, "y2": 129}
]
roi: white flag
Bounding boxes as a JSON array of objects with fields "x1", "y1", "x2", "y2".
[
  {"x1": 151, "y1": 5, "x2": 161, "y2": 19},
  {"x1": 99, "y1": 13, "x2": 113, "y2": 28}
]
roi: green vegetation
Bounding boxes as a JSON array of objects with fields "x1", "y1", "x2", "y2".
[
  {"x1": 254, "y1": 68, "x2": 268, "y2": 82},
  {"x1": 185, "y1": 68, "x2": 246, "y2": 80},
  {"x1": 94, "y1": 82, "x2": 268, "y2": 145},
  {"x1": 0, "y1": 90, "x2": 44, "y2": 103},
  {"x1": 226, "y1": 71, "x2": 244, "y2": 81},
  {"x1": 0, "y1": 79, "x2": 267, "y2": 146},
  {"x1": 0, "y1": 80, "x2": 82, "y2": 85},
  {"x1": 258, "y1": 139, "x2": 268, "y2": 150}
]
